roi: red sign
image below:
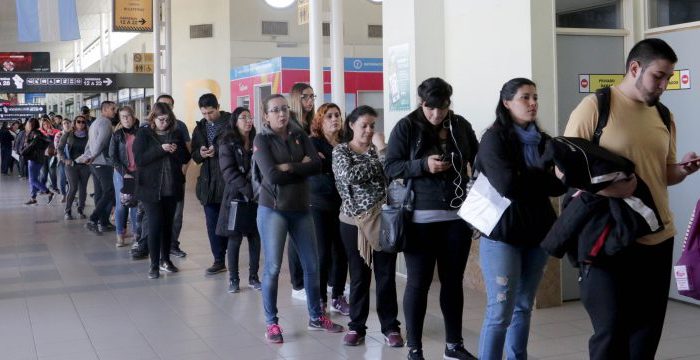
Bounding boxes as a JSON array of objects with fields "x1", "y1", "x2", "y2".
[
  {"x1": 682, "y1": 74, "x2": 690, "y2": 84},
  {"x1": 581, "y1": 79, "x2": 589, "y2": 88},
  {"x1": 0, "y1": 52, "x2": 50, "y2": 72}
]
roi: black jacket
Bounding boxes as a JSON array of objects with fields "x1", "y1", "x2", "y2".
[
  {"x1": 0, "y1": 128, "x2": 12, "y2": 148},
  {"x1": 133, "y1": 127, "x2": 190, "y2": 203},
  {"x1": 476, "y1": 125, "x2": 567, "y2": 246},
  {"x1": 191, "y1": 112, "x2": 230, "y2": 205},
  {"x1": 252, "y1": 123, "x2": 321, "y2": 211},
  {"x1": 385, "y1": 108, "x2": 479, "y2": 210},
  {"x1": 21, "y1": 130, "x2": 49, "y2": 163},
  {"x1": 216, "y1": 131, "x2": 256, "y2": 237},
  {"x1": 109, "y1": 127, "x2": 138, "y2": 176},
  {"x1": 309, "y1": 136, "x2": 341, "y2": 210}
]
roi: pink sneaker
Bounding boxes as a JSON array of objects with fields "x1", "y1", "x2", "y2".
[{"x1": 265, "y1": 324, "x2": 283, "y2": 343}]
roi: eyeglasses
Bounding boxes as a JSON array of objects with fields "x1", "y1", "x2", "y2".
[
  {"x1": 75, "y1": 120, "x2": 86, "y2": 124},
  {"x1": 268, "y1": 106, "x2": 290, "y2": 114},
  {"x1": 155, "y1": 115, "x2": 169, "y2": 122},
  {"x1": 301, "y1": 94, "x2": 316, "y2": 101},
  {"x1": 238, "y1": 115, "x2": 253, "y2": 121}
]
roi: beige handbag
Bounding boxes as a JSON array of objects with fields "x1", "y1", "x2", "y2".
[{"x1": 355, "y1": 200, "x2": 383, "y2": 266}]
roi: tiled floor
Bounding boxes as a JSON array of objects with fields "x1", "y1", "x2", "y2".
[{"x1": 2, "y1": 174, "x2": 700, "y2": 360}]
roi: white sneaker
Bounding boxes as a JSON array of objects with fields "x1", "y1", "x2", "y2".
[{"x1": 291, "y1": 288, "x2": 307, "y2": 301}]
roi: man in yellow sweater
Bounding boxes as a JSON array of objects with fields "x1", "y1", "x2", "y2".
[{"x1": 565, "y1": 38, "x2": 700, "y2": 360}]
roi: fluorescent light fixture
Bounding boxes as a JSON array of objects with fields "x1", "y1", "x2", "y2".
[
  {"x1": 265, "y1": 0, "x2": 295, "y2": 8},
  {"x1": 367, "y1": 0, "x2": 382, "y2": 3}
]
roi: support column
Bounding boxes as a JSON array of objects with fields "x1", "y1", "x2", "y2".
[
  {"x1": 163, "y1": 0, "x2": 172, "y2": 94},
  {"x1": 309, "y1": 0, "x2": 323, "y2": 109},
  {"x1": 330, "y1": 0, "x2": 345, "y2": 113},
  {"x1": 153, "y1": 0, "x2": 162, "y2": 97}
]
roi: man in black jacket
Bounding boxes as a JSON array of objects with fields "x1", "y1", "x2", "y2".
[
  {"x1": 191, "y1": 93, "x2": 230, "y2": 275},
  {"x1": 565, "y1": 39, "x2": 700, "y2": 360}
]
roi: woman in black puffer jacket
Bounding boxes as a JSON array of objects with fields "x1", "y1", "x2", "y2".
[
  {"x1": 216, "y1": 107, "x2": 261, "y2": 293},
  {"x1": 134, "y1": 102, "x2": 190, "y2": 279}
]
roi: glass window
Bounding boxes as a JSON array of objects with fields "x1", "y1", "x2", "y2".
[
  {"x1": 556, "y1": 0, "x2": 622, "y2": 29},
  {"x1": 649, "y1": 0, "x2": 700, "y2": 28}
]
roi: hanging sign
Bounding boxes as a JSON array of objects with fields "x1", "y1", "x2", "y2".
[
  {"x1": 113, "y1": 0, "x2": 153, "y2": 32},
  {"x1": 0, "y1": 105, "x2": 46, "y2": 119},
  {"x1": 298, "y1": 0, "x2": 309, "y2": 25},
  {"x1": 0, "y1": 73, "x2": 118, "y2": 93}
]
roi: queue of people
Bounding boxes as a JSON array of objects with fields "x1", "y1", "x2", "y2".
[{"x1": 9, "y1": 37, "x2": 699, "y2": 360}]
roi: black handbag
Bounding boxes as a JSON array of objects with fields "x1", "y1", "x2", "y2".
[
  {"x1": 380, "y1": 178, "x2": 413, "y2": 253},
  {"x1": 227, "y1": 200, "x2": 257, "y2": 234}
]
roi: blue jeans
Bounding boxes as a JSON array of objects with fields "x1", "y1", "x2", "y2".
[
  {"x1": 257, "y1": 205, "x2": 322, "y2": 325},
  {"x1": 113, "y1": 170, "x2": 138, "y2": 236},
  {"x1": 28, "y1": 160, "x2": 49, "y2": 198},
  {"x1": 478, "y1": 237, "x2": 549, "y2": 360}
]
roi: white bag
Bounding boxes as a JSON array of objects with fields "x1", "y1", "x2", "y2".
[{"x1": 458, "y1": 173, "x2": 511, "y2": 235}]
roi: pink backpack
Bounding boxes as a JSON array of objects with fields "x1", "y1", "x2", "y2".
[{"x1": 675, "y1": 198, "x2": 700, "y2": 300}]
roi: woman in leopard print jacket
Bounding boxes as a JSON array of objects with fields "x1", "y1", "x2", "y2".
[{"x1": 332, "y1": 105, "x2": 404, "y2": 348}]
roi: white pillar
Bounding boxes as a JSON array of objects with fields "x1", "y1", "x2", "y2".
[
  {"x1": 99, "y1": 13, "x2": 105, "y2": 72},
  {"x1": 153, "y1": 0, "x2": 162, "y2": 97},
  {"x1": 330, "y1": 0, "x2": 345, "y2": 113},
  {"x1": 107, "y1": 9, "x2": 113, "y2": 72},
  {"x1": 308, "y1": 0, "x2": 323, "y2": 108},
  {"x1": 163, "y1": 0, "x2": 172, "y2": 94}
]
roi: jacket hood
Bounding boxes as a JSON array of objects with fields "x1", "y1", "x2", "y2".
[{"x1": 258, "y1": 118, "x2": 304, "y2": 136}]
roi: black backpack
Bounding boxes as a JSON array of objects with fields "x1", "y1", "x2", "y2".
[{"x1": 593, "y1": 86, "x2": 671, "y2": 145}]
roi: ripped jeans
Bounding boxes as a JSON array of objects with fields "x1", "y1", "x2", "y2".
[{"x1": 478, "y1": 237, "x2": 549, "y2": 360}]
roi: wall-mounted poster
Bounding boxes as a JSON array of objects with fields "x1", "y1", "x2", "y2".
[{"x1": 388, "y1": 43, "x2": 411, "y2": 112}]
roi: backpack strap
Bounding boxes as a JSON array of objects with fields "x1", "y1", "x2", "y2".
[
  {"x1": 594, "y1": 86, "x2": 672, "y2": 145},
  {"x1": 593, "y1": 87, "x2": 612, "y2": 146}
]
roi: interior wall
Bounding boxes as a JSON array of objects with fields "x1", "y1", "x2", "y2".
[
  {"x1": 654, "y1": 28, "x2": 700, "y2": 306},
  {"x1": 230, "y1": 0, "x2": 383, "y2": 69},
  {"x1": 171, "y1": 0, "x2": 231, "y2": 130}
]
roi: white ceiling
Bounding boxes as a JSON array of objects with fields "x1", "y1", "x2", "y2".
[{"x1": 0, "y1": 0, "x2": 111, "y2": 71}]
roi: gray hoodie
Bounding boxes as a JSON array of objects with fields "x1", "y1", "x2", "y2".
[{"x1": 252, "y1": 122, "x2": 321, "y2": 211}]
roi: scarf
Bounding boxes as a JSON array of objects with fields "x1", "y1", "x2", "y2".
[
  {"x1": 513, "y1": 123, "x2": 542, "y2": 168},
  {"x1": 74, "y1": 130, "x2": 87, "y2": 137}
]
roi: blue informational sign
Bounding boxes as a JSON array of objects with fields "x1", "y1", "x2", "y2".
[{"x1": 231, "y1": 57, "x2": 383, "y2": 80}]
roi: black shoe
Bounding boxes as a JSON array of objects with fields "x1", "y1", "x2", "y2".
[
  {"x1": 99, "y1": 223, "x2": 116, "y2": 232},
  {"x1": 24, "y1": 198, "x2": 37, "y2": 205},
  {"x1": 227, "y1": 278, "x2": 240, "y2": 293},
  {"x1": 443, "y1": 343, "x2": 477, "y2": 360},
  {"x1": 205, "y1": 262, "x2": 226, "y2": 275},
  {"x1": 44, "y1": 191, "x2": 55, "y2": 204},
  {"x1": 249, "y1": 275, "x2": 262, "y2": 290},
  {"x1": 170, "y1": 247, "x2": 187, "y2": 258},
  {"x1": 407, "y1": 348, "x2": 425, "y2": 360},
  {"x1": 148, "y1": 268, "x2": 160, "y2": 279},
  {"x1": 159, "y1": 260, "x2": 179, "y2": 273},
  {"x1": 131, "y1": 249, "x2": 149, "y2": 260},
  {"x1": 77, "y1": 210, "x2": 87, "y2": 219},
  {"x1": 64, "y1": 212, "x2": 74, "y2": 220},
  {"x1": 85, "y1": 221, "x2": 103, "y2": 236}
]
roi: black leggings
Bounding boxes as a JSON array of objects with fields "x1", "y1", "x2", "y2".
[
  {"x1": 227, "y1": 231, "x2": 261, "y2": 281},
  {"x1": 311, "y1": 208, "x2": 348, "y2": 302},
  {"x1": 142, "y1": 196, "x2": 178, "y2": 268},
  {"x1": 403, "y1": 219, "x2": 473, "y2": 349},
  {"x1": 64, "y1": 163, "x2": 90, "y2": 213}
]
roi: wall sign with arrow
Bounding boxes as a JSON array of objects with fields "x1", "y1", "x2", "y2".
[{"x1": 0, "y1": 73, "x2": 119, "y2": 93}]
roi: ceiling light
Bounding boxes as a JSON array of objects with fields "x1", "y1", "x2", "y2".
[
  {"x1": 367, "y1": 0, "x2": 382, "y2": 3},
  {"x1": 265, "y1": 0, "x2": 295, "y2": 8}
]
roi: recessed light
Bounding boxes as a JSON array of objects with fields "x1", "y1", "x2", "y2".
[{"x1": 264, "y1": 0, "x2": 295, "y2": 9}]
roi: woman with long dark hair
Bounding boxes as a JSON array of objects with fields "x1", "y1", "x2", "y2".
[
  {"x1": 385, "y1": 77, "x2": 480, "y2": 360},
  {"x1": 308, "y1": 103, "x2": 349, "y2": 315},
  {"x1": 333, "y1": 105, "x2": 403, "y2": 348},
  {"x1": 254, "y1": 94, "x2": 343, "y2": 343},
  {"x1": 110, "y1": 105, "x2": 140, "y2": 248},
  {"x1": 476, "y1": 78, "x2": 566, "y2": 360},
  {"x1": 57, "y1": 116, "x2": 90, "y2": 219},
  {"x1": 286, "y1": 82, "x2": 317, "y2": 300},
  {"x1": 134, "y1": 102, "x2": 191, "y2": 279},
  {"x1": 216, "y1": 107, "x2": 261, "y2": 293},
  {"x1": 21, "y1": 118, "x2": 53, "y2": 205}
]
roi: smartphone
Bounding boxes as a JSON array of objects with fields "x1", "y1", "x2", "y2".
[{"x1": 678, "y1": 157, "x2": 700, "y2": 166}]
